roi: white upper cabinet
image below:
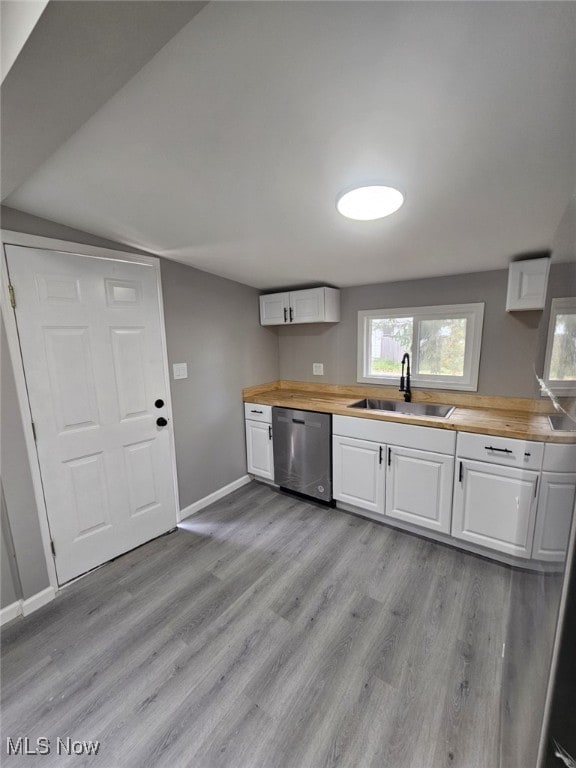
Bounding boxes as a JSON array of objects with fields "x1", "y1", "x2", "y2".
[
  {"x1": 259, "y1": 287, "x2": 340, "y2": 325},
  {"x1": 506, "y1": 257, "x2": 550, "y2": 311}
]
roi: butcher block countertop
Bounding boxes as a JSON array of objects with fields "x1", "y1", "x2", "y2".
[{"x1": 243, "y1": 381, "x2": 576, "y2": 444}]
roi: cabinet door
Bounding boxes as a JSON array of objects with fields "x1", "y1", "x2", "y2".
[
  {"x1": 259, "y1": 293, "x2": 289, "y2": 325},
  {"x1": 452, "y1": 460, "x2": 538, "y2": 558},
  {"x1": 385, "y1": 446, "x2": 454, "y2": 534},
  {"x1": 289, "y1": 288, "x2": 325, "y2": 324},
  {"x1": 532, "y1": 472, "x2": 576, "y2": 562},
  {"x1": 333, "y1": 435, "x2": 384, "y2": 514},
  {"x1": 505, "y1": 257, "x2": 550, "y2": 311},
  {"x1": 246, "y1": 420, "x2": 274, "y2": 480}
]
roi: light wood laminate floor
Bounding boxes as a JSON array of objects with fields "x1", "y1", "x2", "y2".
[{"x1": 1, "y1": 481, "x2": 532, "y2": 767}]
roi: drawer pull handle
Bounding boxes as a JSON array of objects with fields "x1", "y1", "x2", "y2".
[
  {"x1": 292, "y1": 418, "x2": 305, "y2": 424},
  {"x1": 485, "y1": 446, "x2": 512, "y2": 454},
  {"x1": 524, "y1": 452, "x2": 531, "y2": 457},
  {"x1": 251, "y1": 409, "x2": 263, "y2": 414}
]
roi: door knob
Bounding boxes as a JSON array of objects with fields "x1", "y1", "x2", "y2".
[
  {"x1": 155, "y1": 399, "x2": 165, "y2": 408},
  {"x1": 156, "y1": 417, "x2": 168, "y2": 427}
]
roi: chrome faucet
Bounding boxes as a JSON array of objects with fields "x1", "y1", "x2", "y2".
[{"x1": 399, "y1": 353, "x2": 412, "y2": 402}]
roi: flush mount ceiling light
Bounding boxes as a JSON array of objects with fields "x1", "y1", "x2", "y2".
[{"x1": 336, "y1": 185, "x2": 404, "y2": 221}]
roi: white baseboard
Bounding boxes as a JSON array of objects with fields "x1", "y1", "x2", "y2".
[
  {"x1": 0, "y1": 600, "x2": 22, "y2": 627},
  {"x1": 22, "y1": 586, "x2": 56, "y2": 616},
  {"x1": 178, "y1": 475, "x2": 251, "y2": 522},
  {"x1": 0, "y1": 585, "x2": 56, "y2": 626}
]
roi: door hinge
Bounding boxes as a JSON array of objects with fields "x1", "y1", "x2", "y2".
[
  {"x1": 31, "y1": 422, "x2": 37, "y2": 441},
  {"x1": 8, "y1": 283, "x2": 16, "y2": 308},
  {"x1": 50, "y1": 540, "x2": 56, "y2": 557}
]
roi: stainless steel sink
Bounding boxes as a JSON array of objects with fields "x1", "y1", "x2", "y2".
[
  {"x1": 347, "y1": 399, "x2": 455, "y2": 418},
  {"x1": 548, "y1": 414, "x2": 576, "y2": 432}
]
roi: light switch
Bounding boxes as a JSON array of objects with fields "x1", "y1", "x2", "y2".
[
  {"x1": 173, "y1": 363, "x2": 188, "y2": 380},
  {"x1": 313, "y1": 363, "x2": 324, "y2": 376}
]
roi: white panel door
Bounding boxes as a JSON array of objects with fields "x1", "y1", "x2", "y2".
[
  {"x1": 333, "y1": 435, "x2": 384, "y2": 514},
  {"x1": 289, "y1": 288, "x2": 325, "y2": 323},
  {"x1": 532, "y1": 472, "x2": 576, "y2": 562},
  {"x1": 385, "y1": 446, "x2": 454, "y2": 534},
  {"x1": 5, "y1": 245, "x2": 178, "y2": 583},
  {"x1": 452, "y1": 460, "x2": 538, "y2": 558},
  {"x1": 245, "y1": 420, "x2": 274, "y2": 480},
  {"x1": 259, "y1": 292, "x2": 289, "y2": 325}
]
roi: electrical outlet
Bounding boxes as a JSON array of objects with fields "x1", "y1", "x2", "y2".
[
  {"x1": 313, "y1": 363, "x2": 324, "y2": 376},
  {"x1": 173, "y1": 363, "x2": 188, "y2": 380}
]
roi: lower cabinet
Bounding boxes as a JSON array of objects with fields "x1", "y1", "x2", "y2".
[
  {"x1": 331, "y1": 416, "x2": 573, "y2": 567},
  {"x1": 332, "y1": 437, "x2": 453, "y2": 531},
  {"x1": 245, "y1": 420, "x2": 274, "y2": 481},
  {"x1": 332, "y1": 435, "x2": 384, "y2": 514},
  {"x1": 386, "y1": 446, "x2": 454, "y2": 534},
  {"x1": 452, "y1": 460, "x2": 539, "y2": 558},
  {"x1": 532, "y1": 472, "x2": 576, "y2": 562}
]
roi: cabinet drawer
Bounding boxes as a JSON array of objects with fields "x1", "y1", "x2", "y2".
[
  {"x1": 333, "y1": 415, "x2": 455, "y2": 454},
  {"x1": 456, "y1": 432, "x2": 543, "y2": 470},
  {"x1": 244, "y1": 403, "x2": 272, "y2": 423}
]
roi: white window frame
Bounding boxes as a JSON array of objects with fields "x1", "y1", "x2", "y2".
[
  {"x1": 543, "y1": 297, "x2": 576, "y2": 395},
  {"x1": 357, "y1": 303, "x2": 485, "y2": 391}
]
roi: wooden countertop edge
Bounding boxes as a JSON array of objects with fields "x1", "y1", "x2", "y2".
[{"x1": 242, "y1": 384, "x2": 576, "y2": 444}]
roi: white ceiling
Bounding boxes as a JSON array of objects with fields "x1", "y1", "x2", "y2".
[{"x1": 4, "y1": 1, "x2": 576, "y2": 289}]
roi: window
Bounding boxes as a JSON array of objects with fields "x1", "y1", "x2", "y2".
[
  {"x1": 357, "y1": 303, "x2": 484, "y2": 391},
  {"x1": 543, "y1": 298, "x2": 576, "y2": 394}
]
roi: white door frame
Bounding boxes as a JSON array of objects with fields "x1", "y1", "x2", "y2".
[{"x1": 1, "y1": 229, "x2": 181, "y2": 591}]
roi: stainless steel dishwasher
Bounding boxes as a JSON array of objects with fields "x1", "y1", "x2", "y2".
[{"x1": 272, "y1": 407, "x2": 332, "y2": 503}]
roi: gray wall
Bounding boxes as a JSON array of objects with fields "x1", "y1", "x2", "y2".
[
  {"x1": 278, "y1": 264, "x2": 576, "y2": 398},
  {"x1": 1, "y1": 316, "x2": 49, "y2": 601},
  {"x1": 160, "y1": 259, "x2": 279, "y2": 510}
]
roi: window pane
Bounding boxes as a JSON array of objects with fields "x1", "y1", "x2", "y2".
[
  {"x1": 549, "y1": 313, "x2": 576, "y2": 381},
  {"x1": 368, "y1": 317, "x2": 413, "y2": 376},
  {"x1": 417, "y1": 318, "x2": 467, "y2": 376}
]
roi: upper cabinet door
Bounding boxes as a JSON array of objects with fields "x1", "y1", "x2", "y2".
[
  {"x1": 506, "y1": 257, "x2": 550, "y2": 311},
  {"x1": 290, "y1": 288, "x2": 325, "y2": 323},
  {"x1": 259, "y1": 292, "x2": 289, "y2": 325}
]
